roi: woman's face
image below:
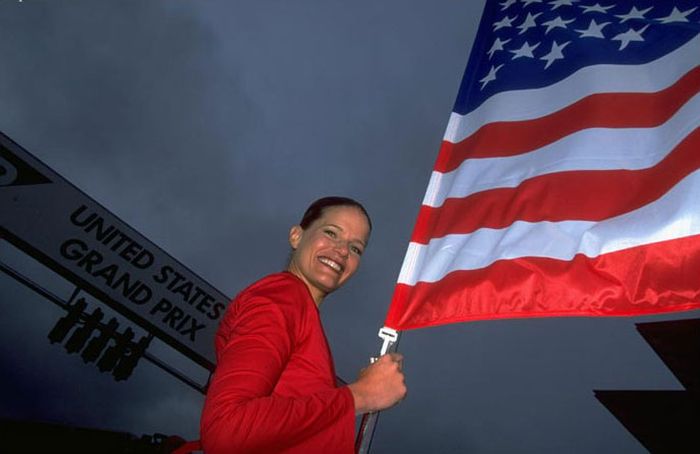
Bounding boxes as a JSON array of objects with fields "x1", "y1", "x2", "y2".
[{"x1": 288, "y1": 205, "x2": 370, "y2": 305}]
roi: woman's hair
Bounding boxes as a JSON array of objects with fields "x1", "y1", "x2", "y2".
[{"x1": 299, "y1": 196, "x2": 372, "y2": 232}]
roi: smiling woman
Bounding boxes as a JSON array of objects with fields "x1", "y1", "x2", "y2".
[
  {"x1": 199, "y1": 197, "x2": 407, "y2": 454},
  {"x1": 287, "y1": 198, "x2": 370, "y2": 305}
]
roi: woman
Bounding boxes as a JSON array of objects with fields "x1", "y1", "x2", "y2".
[{"x1": 200, "y1": 196, "x2": 407, "y2": 453}]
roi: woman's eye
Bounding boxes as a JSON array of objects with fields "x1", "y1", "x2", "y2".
[
  {"x1": 324, "y1": 229, "x2": 336, "y2": 238},
  {"x1": 351, "y1": 246, "x2": 363, "y2": 256}
]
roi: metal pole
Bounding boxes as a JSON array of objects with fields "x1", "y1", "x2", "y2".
[
  {"x1": 355, "y1": 327, "x2": 401, "y2": 454},
  {"x1": 0, "y1": 258, "x2": 71, "y2": 310}
]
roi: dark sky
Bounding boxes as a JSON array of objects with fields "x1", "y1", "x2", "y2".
[{"x1": 1, "y1": 1, "x2": 697, "y2": 452}]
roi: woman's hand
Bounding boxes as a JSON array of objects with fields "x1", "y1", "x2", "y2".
[{"x1": 348, "y1": 353, "x2": 407, "y2": 414}]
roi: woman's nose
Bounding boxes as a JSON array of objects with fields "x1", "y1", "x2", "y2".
[{"x1": 334, "y1": 239, "x2": 350, "y2": 256}]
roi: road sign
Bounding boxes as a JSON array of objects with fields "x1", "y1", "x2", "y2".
[{"x1": 1, "y1": 131, "x2": 228, "y2": 370}]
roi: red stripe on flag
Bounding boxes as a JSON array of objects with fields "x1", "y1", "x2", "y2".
[
  {"x1": 435, "y1": 65, "x2": 700, "y2": 172},
  {"x1": 412, "y1": 126, "x2": 700, "y2": 244},
  {"x1": 386, "y1": 234, "x2": 700, "y2": 331}
]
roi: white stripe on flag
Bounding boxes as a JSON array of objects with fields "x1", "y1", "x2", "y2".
[
  {"x1": 400, "y1": 167, "x2": 700, "y2": 286},
  {"x1": 424, "y1": 92, "x2": 700, "y2": 207},
  {"x1": 444, "y1": 34, "x2": 700, "y2": 144}
]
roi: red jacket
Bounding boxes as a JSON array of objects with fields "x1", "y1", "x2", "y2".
[{"x1": 200, "y1": 272, "x2": 355, "y2": 453}]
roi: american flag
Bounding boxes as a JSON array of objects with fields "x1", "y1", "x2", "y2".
[{"x1": 384, "y1": 0, "x2": 700, "y2": 331}]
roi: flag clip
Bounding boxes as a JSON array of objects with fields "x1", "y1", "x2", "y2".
[{"x1": 377, "y1": 326, "x2": 398, "y2": 355}]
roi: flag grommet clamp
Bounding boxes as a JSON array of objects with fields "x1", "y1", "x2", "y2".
[{"x1": 377, "y1": 326, "x2": 398, "y2": 355}]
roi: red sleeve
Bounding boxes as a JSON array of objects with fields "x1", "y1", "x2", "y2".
[{"x1": 199, "y1": 292, "x2": 355, "y2": 453}]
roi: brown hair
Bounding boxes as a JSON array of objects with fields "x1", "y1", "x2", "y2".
[{"x1": 299, "y1": 196, "x2": 372, "y2": 232}]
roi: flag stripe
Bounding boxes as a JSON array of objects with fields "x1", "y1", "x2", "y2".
[
  {"x1": 444, "y1": 33, "x2": 700, "y2": 146},
  {"x1": 402, "y1": 165, "x2": 700, "y2": 285},
  {"x1": 425, "y1": 92, "x2": 700, "y2": 208},
  {"x1": 386, "y1": 233, "x2": 700, "y2": 330},
  {"x1": 386, "y1": 1, "x2": 700, "y2": 331},
  {"x1": 436, "y1": 64, "x2": 700, "y2": 171},
  {"x1": 414, "y1": 126, "x2": 700, "y2": 243}
]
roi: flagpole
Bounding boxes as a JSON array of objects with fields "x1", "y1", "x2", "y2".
[{"x1": 355, "y1": 327, "x2": 400, "y2": 454}]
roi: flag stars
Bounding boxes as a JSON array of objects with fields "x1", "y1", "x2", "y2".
[
  {"x1": 493, "y1": 15, "x2": 516, "y2": 31},
  {"x1": 500, "y1": 0, "x2": 517, "y2": 11},
  {"x1": 479, "y1": 64, "x2": 504, "y2": 90},
  {"x1": 615, "y1": 6, "x2": 653, "y2": 23},
  {"x1": 521, "y1": 0, "x2": 544, "y2": 7},
  {"x1": 510, "y1": 41, "x2": 540, "y2": 59},
  {"x1": 517, "y1": 12, "x2": 543, "y2": 34},
  {"x1": 488, "y1": 37, "x2": 511, "y2": 59},
  {"x1": 656, "y1": 6, "x2": 698, "y2": 24},
  {"x1": 612, "y1": 24, "x2": 649, "y2": 50},
  {"x1": 540, "y1": 40, "x2": 570, "y2": 68},
  {"x1": 575, "y1": 19, "x2": 609, "y2": 38},
  {"x1": 580, "y1": 3, "x2": 614, "y2": 14},
  {"x1": 542, "y1": 16, "x2": 575, "y2": 34},
  {"x1": 549, "y1": 0, "x2": 578, "y2": 11}
]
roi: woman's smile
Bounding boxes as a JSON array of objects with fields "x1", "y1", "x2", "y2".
[{"x1": 318, "y1": 256, "x2": 344, "y2": 273}]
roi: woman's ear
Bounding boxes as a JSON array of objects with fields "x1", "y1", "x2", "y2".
[{"x1": 289, "y1": 225, "x2": 303, "y2": 249}]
